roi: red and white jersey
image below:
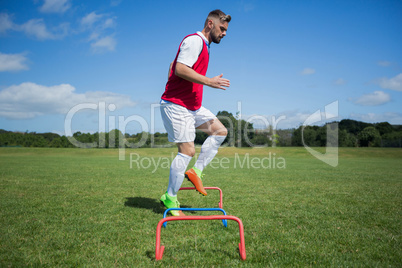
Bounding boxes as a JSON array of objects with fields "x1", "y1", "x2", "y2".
[{"x1": 161, "y1": 32, "x2": 210, "y2": 111}]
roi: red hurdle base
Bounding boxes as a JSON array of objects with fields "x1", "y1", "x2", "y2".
[
  {"x1": 179, "y1": 187, "x2": 223, "y2": 208},
  {"x1": 155, "y1": 215, "x2": 246, "y2": 261}
]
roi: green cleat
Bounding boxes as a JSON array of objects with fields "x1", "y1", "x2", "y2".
[{"x1": 160, "y1": 192, "x2": 185, "y2": 216}]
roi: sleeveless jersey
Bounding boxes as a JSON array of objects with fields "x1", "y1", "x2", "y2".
[{"x1": 161, "y1": 33, "x2": 210, "y2": 111}]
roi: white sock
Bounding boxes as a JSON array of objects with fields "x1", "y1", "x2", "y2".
[
  {"x1": 167, "y1": 152, "x2": 192, "y2": 197},
  {"x1": 194, "y1": 135, "x2": 226, "y2": 172}
]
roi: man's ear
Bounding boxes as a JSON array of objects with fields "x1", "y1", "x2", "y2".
[{"x1": 207, "y1": 19, "x2": 214, "y2": 29}]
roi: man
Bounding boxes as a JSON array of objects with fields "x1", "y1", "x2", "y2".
[{"x1": 160, "y1": 10, "x2": 232, "y2": 216}]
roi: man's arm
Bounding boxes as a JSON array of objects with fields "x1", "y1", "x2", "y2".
[{"x1": 175, "y1": 62, "x2": 230, "y2": 90}]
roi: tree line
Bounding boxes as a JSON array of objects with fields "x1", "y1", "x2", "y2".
[
  {"x1": 1, "y1": 113, "x2": 401, "y2": 148},
  {"x1": 290, "y1": 120, "x2": 402, "y2": 147}
]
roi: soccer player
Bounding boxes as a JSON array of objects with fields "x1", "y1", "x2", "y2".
[{"x1": 160, "y1": 10, "x2": 232, "y2": 216}]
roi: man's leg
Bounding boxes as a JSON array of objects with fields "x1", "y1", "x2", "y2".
[
  {"x1": 159, "y1": 101, "x2": 196, "y2": 215},
  {"x1": 185, "y1": 118, "x2": 227, "y2": 192},
  {"x1": 167, "y1": 142, "x2": 194, "y2": 197},
  {"x1": 161, "y1": 142, "x2": 194, "y2": 216},
  {"x1": 194, "y1": 118, "x2": 227, "y2": 171},
  {"x1": 177, "y1": 141, "x2": 210, "y2": 196}
]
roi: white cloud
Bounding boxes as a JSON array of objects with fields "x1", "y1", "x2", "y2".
[
  {"x1": 0, "y1": 13, "x2": 15, "y2": 33},
  {"x1": 377, "y1": 73, "x2": 402, "y2": 91},
  {"x1": 81, "y1": 12, "x2": 116, "y2": 30},
  {"x1": 81, "y1": 12, "x2": 104, "y2": 28},
  {"x1": 0, "y1": 12, "x2": 69, "y2": 40},
  {"x1": 0, "y1": 82, "x2": 136, "y2": 119},
  {"x1": 103, "y1": 18, "x2": 116, "y2": 29},
  {"x1": 0, "y1": 52, "x2": 29, "y2": 72},
  {"x1": 377, "y1": 60, "x2": 391, "y2": 67},
  {"x1": 301, "y1": 68, "x2": 315, "y2": 75},
  {"x1": 353, "y1": 91, "x2": 390, "y2": 106},
  {"x1": 333, "y1": 78, "x2": 347, "y2": 85},
  {"x1": 88, "y1": 32, "x2": 100, "y2": 41},
  {"x1": 19, "y1": 18, "x2": 57, "y2": 40},
  {"x1": 39, "y1": 0, "x2": 71, "y2": 14},
  {"x1": 110, "y1": 0, "x2": 122, "y2": 7},
  {"x1": 1, "y1": 10, "x2": 115, "y2": 51},
  {"x1": 80, "y1": 12, "x2": 117, "y2": 53},
  {"x1": 91, "y1": 35, "x2": 116, "y2": 53}
]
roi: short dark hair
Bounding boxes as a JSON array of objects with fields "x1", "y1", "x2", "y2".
[{"x1": 204, "y1": 9, "x2": 231, "y2": 27}]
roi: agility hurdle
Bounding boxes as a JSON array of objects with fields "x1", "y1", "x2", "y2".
[
  {"x1": 179, "y1": 187, "x2": 223, "y2": 208},
  {"x1": 155, "y1": 215, "x2": 246, "y2": 261}
]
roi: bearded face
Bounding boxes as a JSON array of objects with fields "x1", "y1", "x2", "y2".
[
  {"x1": 210, "y1": 21, "x2": 228, "y2": 44},
  {"x1": 211, "y1": 27, "x2": 222, "y2": 44}
]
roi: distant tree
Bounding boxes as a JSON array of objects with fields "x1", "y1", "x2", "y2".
[
  {"x1": 339, "y1": 129, "x2": 356, "y2": 147},
  {"x1": 276, "y1": 129, "x2": 293, "y2": 146},
  {"x1": 0, "y1": 132, "x2": 10, "y2": 146},
  {"x1": 38, "y1": 132, "x2": 60, "y2": 143},
  {"x1": 315, "y1": 126, "x2": 327, "y2": 147},
  {"x1": 357, "y1": 126, "x2": 381, "y2": 147},
  {"x1": 1, "y1": 118, "x2": 400, "y2": 148},
  {"x1": 61, "y1": 136, "x2": 74, "y2": 148},
  {"x1": 31, "y1": 135, "x2": 47, "y2": 147},
  {"x1": 237, "y1": 118, "x2": 255, "y2": 147},
  {"x1": 98, "y1": 132, "x2": 108, "y2": 148},
  {"x1": 22, "y1": 133, "x2": 34, "y2": 147},
  {"x1": 291, "y1": 126, "x2": 302, "y2": 146},
  {"x1": 381, "y1": 131, "x2": 402, "y2": 147},
  {"x1": 49, "y1": 137, "x2": 64, "y2": 148},
  {"x1": 193, "y1": 111, "x2": 256, "y2": 147},
  {"x1": 393, "y1": 125, "x2": 402, "y2": 131},
  {"x1": 108, "y1": 129, "x2": 125, "y2": 148},
  {"x1": 291, "y1": 125, "x2": 321, "y2": 147},
  {"x1": 250, "y1": 129, "x2": 271, "y2": 146},
  {"x1": 339, "y1": 119, "x2": 372, "y2": 135},
  {"x1": 305, "y1": 126, "x2": 321, "y2": 146},
  {"x1": 374, "y1": 122, "x2": 394, "y2": 136},
  {"x1": 216, "y1": 111, "x2": 237, "y2": 146},
  {"x1": 271, "y1": 133, "x2": 279, "y2": 147},
  {"x1": 125, "y1": 131, "x2": 150, "y2": 148}
]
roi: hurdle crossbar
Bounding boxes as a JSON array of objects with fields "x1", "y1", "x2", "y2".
[
  {"x1": 179, "y1": 187, "x2": 223, "y2": 208},
  {"x1": 163, "y1": 208, "x2": 228, "y2": 228}
]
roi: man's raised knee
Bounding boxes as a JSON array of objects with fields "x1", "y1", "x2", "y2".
[{"x1": 217, "y1": 127, "x2": 228, "y2": 137}]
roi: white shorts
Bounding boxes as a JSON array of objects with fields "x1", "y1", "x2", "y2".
[{"x1": 160, "y1": 100, "x2": 216, "y2": 143}]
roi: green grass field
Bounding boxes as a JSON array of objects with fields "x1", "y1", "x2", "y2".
[{"x1": 0, "y1": 147, "x2": 401, "y2": 267}]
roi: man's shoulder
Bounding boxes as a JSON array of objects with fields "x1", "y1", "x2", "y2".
[
  {"x1": 182, "y1": 33, "x2": 203, "y2": 42},
  {"x1": 181, "y1": 33, "x2": 203, "y2": 48}
]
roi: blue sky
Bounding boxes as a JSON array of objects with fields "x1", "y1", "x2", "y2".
[{"x1": 0, "y1": 0, "x2": 401, "y2": 135}]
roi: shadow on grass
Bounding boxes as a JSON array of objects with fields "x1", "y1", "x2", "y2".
[
  {"x1": 145, "y1": 250, "x2": 155, "y2": 261},
  {"x1": 124, "y1": 197, "x2": 193, "y2": 215}
]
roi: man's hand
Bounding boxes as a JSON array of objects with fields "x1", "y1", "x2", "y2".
[
  {"x1": 207, "y1": 74, "x2": 230, "y2": 90},
  {"x1": 175, "y1": 62, "x2": 230, "y2": 90}
]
